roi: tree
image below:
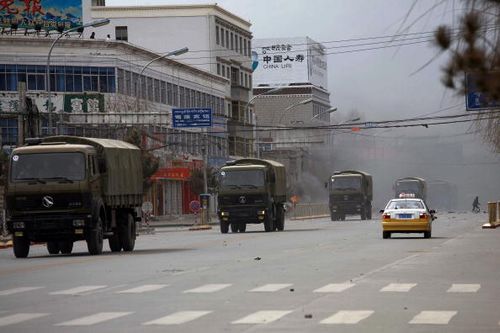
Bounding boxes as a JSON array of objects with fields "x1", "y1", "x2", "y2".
[
  {"x1": 124, "y1": 127, "x2": 159, "y2": 191},
  {"x1": 433, "y1": 0, "x2": 500, "y2": 151},
  {"x1": 190, "y1": 167, "x2": 218, "y2": 196}
]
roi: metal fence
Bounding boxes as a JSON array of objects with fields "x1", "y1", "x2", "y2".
[{"x1": 289, "y1": 203, "x2": 329, "y2": 220}]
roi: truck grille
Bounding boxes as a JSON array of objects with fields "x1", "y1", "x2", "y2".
[
  {"x1": 219, "y1": 194, "x2": 266, "y2": 206},
  {"x1": 8, "y1": 193, "x2": 90, "y2": 211}
]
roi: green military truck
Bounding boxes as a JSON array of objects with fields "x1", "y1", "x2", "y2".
[
  {"x1": 327, "y1": 170, "x2": 373, "y2": 221},
  {"x1": 394, "y1": 177, "x2": 427, "y2": 201},
  {"x1": 217, "y1": 158, "x2": 286, "y2": 233},
  {"x1": 6, "y1": 136, "x2": 143, "y2": 258}
]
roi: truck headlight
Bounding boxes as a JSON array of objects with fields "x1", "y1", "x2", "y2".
[
  {"x1": 72, "y1": 219, "x2": 85, "y2": 227},
  {"x1": 13, "y1": 222, "x2": 25, "y2": 229},
  {"x1": 220, "y1": 211, "x2": 229, "y2": 217},
  {"x1": 258, "y1": 210, "x2": 266, "y2": 215}
]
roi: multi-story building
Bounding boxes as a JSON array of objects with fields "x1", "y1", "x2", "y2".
[
  {"x1": 86, "y1": 2, "x2": 255, "y2": 157},
  {"x1": 251, "y1": 37, "x2": 333, "y2": 197}
]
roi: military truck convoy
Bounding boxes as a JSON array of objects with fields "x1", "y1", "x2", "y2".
[
  {"x1": 327, "y1": 170, "x2": 373, "y2": 221},
  {"x1": 217, "y1": 158, "x2": 287, "y2": 233},
  {"x1": 6, "y1": 136, "x2": 143, "y2": 258}
]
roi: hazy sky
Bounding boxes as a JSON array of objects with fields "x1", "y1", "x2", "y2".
[{"x1": 105, "y1": 0, "x2": 463, "y2": 124}]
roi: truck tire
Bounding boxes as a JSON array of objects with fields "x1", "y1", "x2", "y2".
[
  {"x1": 13, "y1": 236, "x2": 30, "y2": 258},
  {"x1": 120, "y1": 213, "x2": 136, "y2": 252},
  {"x1": 367, "y1": 204, "x2": 372, "y2": 220},
  {"x1": 330, "y1": 213, "x2": 336, "y2": 221},
  {"x1": 59, "y1": 241, "x2": 73, "y2": 254},
  {"x1": 220, "y1": 220, "x2": 229, "y2": 234},
  {"x1": 47, "y1": 241, "x2": 60, "y2": 254},
  {"x1": 87, "y1": 215, "x2": 104, "y2": 255},
  {"x1": 361, "y1": 209, "x2": 366, "y2": 220},
  {"x1": 264, "y1": 214, "x2": 274, "y2": 232},
  {"x1": 108, "y1": 231, "x2": 121, "y2": 252},
  {"x1": 238, "y1": 222, "x2": 246, "y2": 232},
  {"x1": 230, "y1": 223, "x2": 238, "y2": 233},
  {"x1": 276, "y1": 206, "x2": 285, "y2": 231}
]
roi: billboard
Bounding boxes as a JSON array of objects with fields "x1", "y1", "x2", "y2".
[
  {"x1": 0, "y1": 0, "x2": 82, "y2": 32},
  {"x1": 252, "y1": 37, "x2": 328, "y2": 89}
]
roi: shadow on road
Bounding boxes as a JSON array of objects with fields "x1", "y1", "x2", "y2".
[{"x1": 27, "y1": 247, "x2": 193, "y2": 259}]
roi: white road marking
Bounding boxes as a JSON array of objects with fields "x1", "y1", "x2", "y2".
[
  {"x1": 183, "y1": 284, "x2": 231, "y2": 293},
  {"x1": 320, "y1": 310, "x2": 374, "y2": 324},
  {"x1": 380, "y1": 283, "x2": 417, "y2": 292},
  {"x1": 249, "y1": 284, "x2": 293, "y2": 292},
  {"x1": 50, "y1": 285, "x2": 107, "y2": 295},
  {"x1": 232, "y1": 310, "x2": 293, "y2": 324},
  {"x1": 55, "y1": 312, "x2": 132, "y2": 326},
  {"x1": 0, "y1": 287, "x2": 43, "y2": 296},
  {"x1": 447, "y1": 284, "x2": 481, "y2": 293},
  {"x1": 0, "y1": 313, "x2": 49, "y2": 327},
  {"x1": 117, "y1": 284, "x2": 168, "y2": 294},
  {"x1": 143, "y1": 311, "x2": 212, "y2": 325},
  {"x1": 409, "y1": 311, "x2": 457, "y2": 324},
  {"x1": 313, "y1": 283, "x2": 355, "y2": 293}
]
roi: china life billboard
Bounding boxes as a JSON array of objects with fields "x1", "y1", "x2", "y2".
[
  {"x1": 0, "y1": 0, "x2": 82, "y2": 32},
  {"x1": 252, "y1": 37, "x2": 328, "y2": 89}
]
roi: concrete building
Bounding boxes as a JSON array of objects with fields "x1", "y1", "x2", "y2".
[
  {"x1": 252, "y1": 37, "x2": 333, "y2": 197},
  {"x1": 0, "y1": 35, "x2": 229, "y2": 216},
  {"x1": 85, "y1": 1, "x2": 255, "y2": 157}
]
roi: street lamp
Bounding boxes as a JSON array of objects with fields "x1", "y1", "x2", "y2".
[
  {"x1": 135, "y1": 47, "x2": 189, "y2": 111},
  {"x1": 46, "y1": 18, "x2": 110, "y2": 135},
  {"x1": 277, "y1": 97, "x2": 313, "y2": 125},
  {"x1": 311, "y1": 107, "x2": 337, "y2": 122}
]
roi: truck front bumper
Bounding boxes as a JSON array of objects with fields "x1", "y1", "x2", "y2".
[
  {"x1": 218, "y1": 206, "x2": 267, "y2": 224},
  {"x1": 7, "y1": 213, "x2": 93, "y2": 242},
  {"x1": 330, "y1": 202, "x2": 363, "y2": 214}
]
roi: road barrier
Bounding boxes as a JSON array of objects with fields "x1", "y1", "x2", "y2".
[
  {"x1": 482, "y1": 201, "x2": 500, "y2": 229},
  {"x1": 290, "y1": 203, "x2": 329, "y2": 220}
]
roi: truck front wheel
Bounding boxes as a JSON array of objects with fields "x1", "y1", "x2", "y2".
[
  {"x1": 264, "y1": 215, "x2": 274, "y2": 232},
  {"x1": 276, "y1": 206, "x2": 285, "y2": 231},
  {"x1": 47, "y1": 241, "x2": 60, "y2": 254},
  {"x1": 87, "y1": 216, "x2": 104, "y2": 255},
  {"x1": 120, "y1": 213, "x2": 136, "y2": 252},
  {"x1": 220, "y1": 220, "x2": 229, "y2": 234},
  {"x1": 59, "y1": 241, "x2": 73, "y2": 254},
  {"x1": 13, "y1": 236, "x2": 30, "y2": 258},
  {"x1": 108, "y1": 232, "x2": 121, "y2": 252}
]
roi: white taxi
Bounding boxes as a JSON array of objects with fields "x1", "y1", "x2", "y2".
[{"x1": 380, "y1": 197, "x2": 436, "y2": 239}]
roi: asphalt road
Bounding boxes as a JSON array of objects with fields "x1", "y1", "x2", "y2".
[{"x1": 0, "y1": 212, "x2": 498, "y2": 332}]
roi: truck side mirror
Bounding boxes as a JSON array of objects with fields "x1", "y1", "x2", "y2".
[{"x1": 379, "y1": 209, "x2": 384, "y2": 213}]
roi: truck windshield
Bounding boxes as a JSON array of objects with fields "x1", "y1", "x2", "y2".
[
  {"x1": 395, "y1": 181, "x2": 421, "y2": 195},
  {"x1": 331, "y1": 177, "x2": 361, "y2": 190},
  {"x1": 11, "y1": 152, "x2": 86, "y2": 182},
  {"x1": 220, "y1": 170, "x2": 265, "y2": 189}
]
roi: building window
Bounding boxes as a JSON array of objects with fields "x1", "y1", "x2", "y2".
[
  {"x1": 221, "y1": 65, "x2": 225, "y2": 78},
  {"x1": 231, "y1": 67, "x2": 239, "y2": 86},
  {"x1": 217, "y1": 63, "x2": 220, "y2": 75},
  {"x1": 230, "y1": 32, "x2": 234, "y2": 50},
  {"x1": 239, "y1": 36, "x2": 243, "y2": 54},
  {"x1": 225, "y1": 30, "x2": 229, "y2": 48},
  {"x1": 243, "y1": 38, "x2": 247, "y2": 56},
  {"x1": 115, "y1": 26, "x2": 128, "y2": 42},
  {"x1": 215, "y1": 26, "x2": 220, "y2": 45},
  {"x1": 0, "y1": 118, "x2": 18, "y2": 146},
  {"x1": 92, "y1": 0, "x2": 106, "y2": 6},
  {"x1": 240, "y1": 72, "x2": 243, "y2": 86},
  {"x1": 247, "y1": 40, "x2": 251, "y2": 58},
  {"x1": 234, "y1": 33, "x2": 238, "y2": 52},
  {"x1": 167, "y1": 82, "x2": 173, "y2": 105},
  {"x1": 220, "y1": 27, "x2": 225, "y2": 46}
]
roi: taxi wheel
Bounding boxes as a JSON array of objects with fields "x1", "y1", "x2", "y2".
[
  {"x1": 383, "y1": 231, "x2": 391, "y2": 239},
  {"x1": 424, "y1": 230, "x2": 432, "y2": 238}
]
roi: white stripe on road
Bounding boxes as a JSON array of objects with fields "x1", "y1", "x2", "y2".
[
  {"x1": 249, "y1": 284, "x2": 293, "y2": 292},
  {"x1": 50, "y1": 285, "x2": 107, "y2": 295},
  {"x1": 143, "y1": 311, "x2": 212, "y2": 325},
  {"x1": 55, "y1": 312, "x2": 132, "y2": 326},
  {"x1": 320, "y1": 310, "x2": 374, "y2": 324},
  {"x1": 0, "y1": 313, "x2": 49, "y2": 327},
  {"x1": 313, "y1": 283, "x2": 355, "y2": 293},
  {"x1": 183, "y1": 284, "x2": 231, "y2": 293},
  {"x1": 232, "y1": 311, "x2": 292, "y2": 324},
  {"x1": 0, "y1": 287, "x2": 44, "y2": 296},
  {"x1": 409, "y1": 311, "x2": 457, "y2": 324},
  {"x1": 447, "y1": 284, "x2": 481, "y2": 293},
  {"x1": 117, "y1": 284, "x2": 168, "y2": 294},
  {"x1": 380, "y1": 283, "x2": 417, "y2": 292}
]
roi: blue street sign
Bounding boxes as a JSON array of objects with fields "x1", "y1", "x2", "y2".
[
  {"x1": 172, "y1": 108, "x2": 212, "y2": 128},
  {"x1": 466, "y1": 72, "x2": 500, "y2": 111}
]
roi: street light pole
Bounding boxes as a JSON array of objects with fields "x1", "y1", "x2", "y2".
[
  {"x1": 135, "y1": 47, "x2": 189, "y2": 113},
  {"x1": 46, "y1": 18, "x2": 110, "y2": 136}
]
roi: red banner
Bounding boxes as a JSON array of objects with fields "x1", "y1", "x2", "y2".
[{"x1": 151, "y1": 167, "x2": 191, "y2": 180}]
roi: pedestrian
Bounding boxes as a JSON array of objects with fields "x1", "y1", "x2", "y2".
[
  {"x1": 89, "y1": 31, "x2": 95, "y2": 39},
  {"x1": 472, "y1": 196, "x2": 480, "y2": 213}
]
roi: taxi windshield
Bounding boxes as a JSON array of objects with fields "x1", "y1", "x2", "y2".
[
  {"x1": 10, "y1": 152, "x2": 86, "y2": 181},
  {"x1": 387, "y1": 200, "x2": 424, "y2": 210}
]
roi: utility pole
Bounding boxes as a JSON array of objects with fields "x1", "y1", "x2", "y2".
[{"x1": 17, "y1": 82, "x2": 26, "y2": 145}]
